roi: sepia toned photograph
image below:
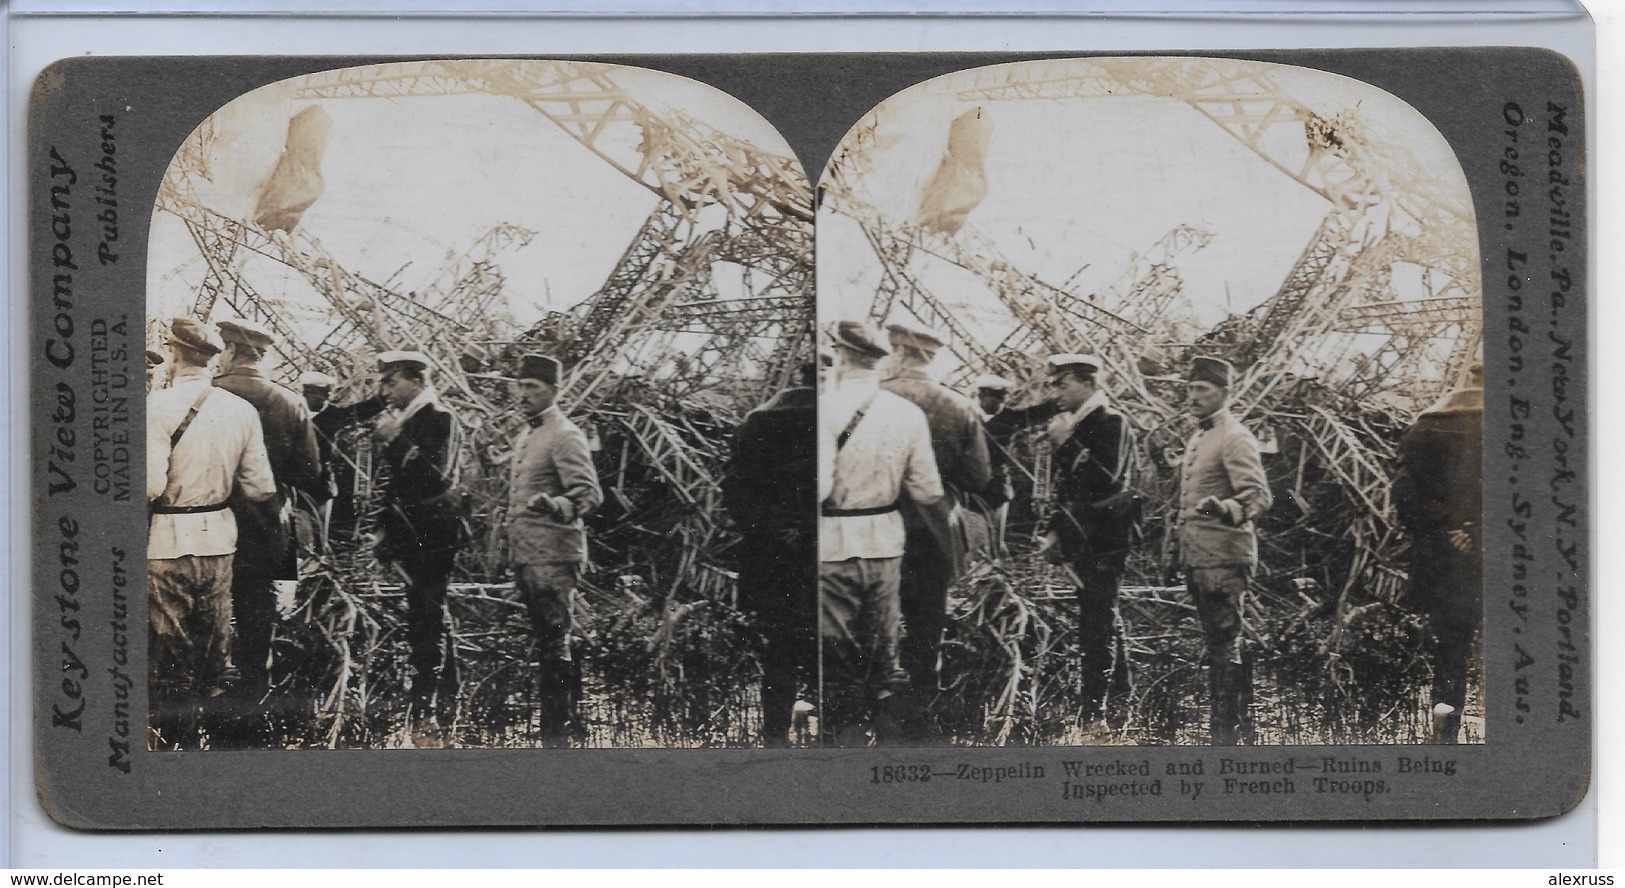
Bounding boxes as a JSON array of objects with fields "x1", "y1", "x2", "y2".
[
  {"x1": 816, "y1": 56, "x2": 1484, "y2": 748},
  {"x1": 27, "y1": 40, "x2": 1587, "y2": 830},
  {"x1": 143, "y1": 59, "x2": 814, "y2": 751}
]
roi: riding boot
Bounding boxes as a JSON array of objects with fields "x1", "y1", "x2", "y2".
[
  {"x1": 1209, "y1": 661, "x2": 1240, "y2": 746},
  {"x1": 1235, "y1": 653, "x2": 1256, "y2": 746},
  {"x1": 537, "y1": 659, "x2": 574, "y2": 748},
  {"x1": 820, "y1": 685, "x2": 864, "y2": 748}
]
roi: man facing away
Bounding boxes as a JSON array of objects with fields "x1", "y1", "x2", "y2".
[
  {"x1": 504, "y1": 354, "x2": 603, "y2": 747},
  {"x1": 878, "y1": 320, "x2": 992, "y2": 737},
  {"x1": 1035, "y1": 354, "x2": 1139, "y2": 727},
  {"x1": 211, "y1": 319, "x2": 324, "y2": 739},
  {"x1": 722, "y1": 360, "x2": 819, "y2": 747},
  {"x1": 1393, "y1": 362, "x2": 1483, "y2": 744},
  {"x1": 147, "y1": 319, "x2": 275, "y2": 748},
  {"x1": 372, "y1": 351, "x2": 468, "y2": 748},
  {"x1": 819, "y1": 321, "x2": 943, "y2": 746},
  {"x1": 1167, "y1": 356, "x2": 1273, "y2": 745}
]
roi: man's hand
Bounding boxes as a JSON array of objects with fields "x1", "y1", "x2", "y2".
[
  {"x1": 1037, "y1": 530, "x2": 1064, "y2": 564},
  {"x1": 1446, "y1": 523, "x2": 1477, "y2": 553},
  {"x1": 1198, "y1": 495, "x2": 1245, "y2": 526},
  {"x1": 1162, "y1": 561, "x2": 1183, "y2": 586},
  {"x1": 526, "y1": 493, "x2": 561, "y2": 518}
]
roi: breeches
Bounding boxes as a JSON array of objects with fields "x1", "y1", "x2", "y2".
[
  {"x1": 819, "y1": 557, "x2": 906, "y2": 704},
  {"x1": 897, "y1": 535, "x2": 954, "y2": 688},
  {"x1": 515, "y1": 561, "x2": 579, "y2": 665},
  {"x1": 1069, "y1": 555, "x2": 1126, "y2": 711},
  {"x1": 396, "y1": 548, "x2": 456, "y2": 710},
  {"x1": 1187, "y1": 565, "x2": 1250, "y2": 665},
  {"x1": 149, "y1": 555, "x2": 236, "y2": 699}
]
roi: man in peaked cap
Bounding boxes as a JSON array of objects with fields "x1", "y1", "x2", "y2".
[
  {"x1": 879, "y1": 318, "x2": 992, "y2": 741},
  {"x1": 503, "y1": 353, "x2": 602, "y2": 747},
  {"x1": 1393, "y1": 361, "x2": 1483, "y2": 743},
  {"x1": 147, "y1": 319, "x2": 276, "y2": 748},
  {"x1": 819, "y1": 321, "x2": 943, "y2": 746},
  {"x1": 1168, "y1": 355, "x2": 1273, "y2": 745},
  {"x1": 370, "y1": 350, "x2": 468, "y2": 747},
  {"x1": 1036, "y1": 354, "x2": 1139, "y2": 727},
  {"x1": 211, "y1": 318, "x2": 325, "y2": 743},
  {"x1": 722, "y1": 358, "x2": 819, "y2": 747}
]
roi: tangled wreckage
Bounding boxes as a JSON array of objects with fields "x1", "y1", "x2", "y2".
[{"x1": 151, "y1": 57, "x2": 1480, "y2": 747}]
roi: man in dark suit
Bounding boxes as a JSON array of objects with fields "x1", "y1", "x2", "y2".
[
  {"x1": 212, "y1": 319, "x2": 324, "y2": 739},
  {"x1": 1037, "y1": 354, "x2": 1138, "y2": 726},
  {"x1": 880, "y1": 321, "x2": 993, "y2": 740},
  {"x1": 1393, "y1": 363, "x2": 1483, "y2": 744},
  {"x1": 372, "y1": 350, "x2": 466, "y2": 748},
  {"x1": 722, "y1": 361, "x2": 818, "y2": 747}
]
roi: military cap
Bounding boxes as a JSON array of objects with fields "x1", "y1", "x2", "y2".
[
  {"x1": 299, "y1": 370, "x2": 337, "y2": 390},
  {"x1": 146, "y1": 349, "x2": 166, "y2": 367},
  {"x1": 167, "y1": 318, "x2": 223, "y2": 356},
  {"x1": 517, "y1": 353, "x2": 561, "y2": 386},
  {"x1": 830, "y1": 320, "x2": 889, "y2": 360},
  {"x1": 377, "y1": 350, "x2": 431, "y2": 375},
  {"x1": 1047, "y1": 353, "x2": 1102, "y2": 377},
  {"x1": 974, "y1": 373, "x2": 1012, "y2": 392},
  {"x1": 216, "y1": 318, "x2": 275, "y2": 350},
  {"x1": 885, "y1": 320, "x2": 946, "y2": 352},
  {"x1": 1188, "y1": 355, "x2": 1233, "y2": 388}
]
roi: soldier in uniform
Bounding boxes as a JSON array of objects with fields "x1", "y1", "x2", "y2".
[
  {"x1": 372, "y1": 351, "x2": 468, "y2": 747},
  {"x1": 1035, "y1": 354, "x2": 1138, "y2": 725},
  {"x1": 1167, "y1": 356, "x2": 1273, "y2": 745},
  {"x1": 978, "y1": 372, "x2": 1058, "y2": 543},
  {"x1": 722, "y1": 361, "x2": 818, "y2": 747},
  {"x1": 212, "y1": 319, "x2": 325, "y2": 738},
  {"x1": 1393, "y1": 363, "x2": 1483, "y2": 744},
  {"x1": 147, "y1": 319, "x2": 275, "y2": 748},
  {"x1": 819, "y1": 322, "x2": 943, "y2": 746},
  {"x1": 879, "y1": 321, "x2": 992, "y2": 737},
  {"x1": 503, "y1": 354, "x2": 603, "y2": 746}
]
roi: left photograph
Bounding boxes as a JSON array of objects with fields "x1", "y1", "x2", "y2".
[{"x1": 144, "y1": 59, "x2": 814, "y2": 751}]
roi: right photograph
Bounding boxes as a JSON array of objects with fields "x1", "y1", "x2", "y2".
[{"x1": 815, "y1": 56, "x2": 1484, "y2": 748}]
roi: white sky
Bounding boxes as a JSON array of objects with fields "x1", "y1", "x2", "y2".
[
  {"x1": 817, "y1": 58, "x2": 1477, "y2": 368},
  {"x1": 146, "y1": 61, "x2": 801, "y2": 354}
]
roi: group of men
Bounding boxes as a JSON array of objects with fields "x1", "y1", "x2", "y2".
[
  {"x1": 803, "y1": 319, "x2": 1275, "y2": 747},
  {"x1": 146, "y1": 316, "x2": 601, "y2": 750},
  {"x1": 145, "y1": 310, "x2": 1477, "y2": 751}
]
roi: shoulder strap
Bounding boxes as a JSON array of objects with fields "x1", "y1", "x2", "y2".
[
  {"x1": 169, "y1": 387, "x2": 214, "y2": 449},
  {"x1": 834, "y1": 392, "x2": 878, "y2": 452}
]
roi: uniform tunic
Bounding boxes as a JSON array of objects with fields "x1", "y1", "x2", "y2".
[
  {"x1": 147, "y1": 367, "x2": 275, "y2": 710},
  {"x1": 818, "y1": 371, "x2": 942, "y2": 742},
  {"x1": 506, "y1": 406, "x2": 603, "y2": 565},
  {"x1": 1173, "y1": 409, "x2": 1273, "y2": 665},
  {"x1": 1174, "y1": 410, "x2": 1273, "y2": 568},
  {"x1": 881, "y1": 368, "x2": 993, "y2": 571}
]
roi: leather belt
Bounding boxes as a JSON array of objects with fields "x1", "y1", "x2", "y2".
[
  {"x1": 150, "y1": 501, "x2": 230, "y2": 515},
  {"x1": 822, "y1": 502, "x2": 900, "y2": 517}
]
